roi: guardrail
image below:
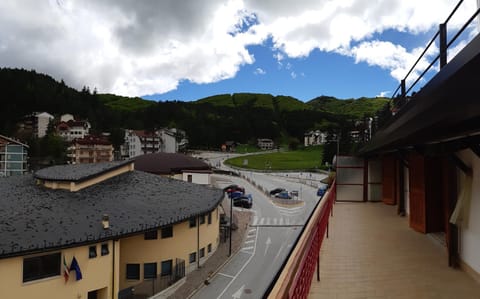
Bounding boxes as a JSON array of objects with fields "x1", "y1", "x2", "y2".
[
  {"x1": 265, "y1": 180, "x2": 336, "y2": 298},
  {"x1": 392, "y1": 0, "x2": 480, "y2": 108}
]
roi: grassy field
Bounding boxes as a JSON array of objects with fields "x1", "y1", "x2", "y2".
[
  {"x1": 234, "y1": 144, "x2": 263, "y2": 154},
  {"x1": 225, "y1": 146, "x2": 324, "y2": 170}
]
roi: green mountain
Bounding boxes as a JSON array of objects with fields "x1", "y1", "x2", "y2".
[
  {"x1": 0, "y1": 68, "x2": 390, "y2": 150},
  {"x1": 307, "y1": 96, "x2": 389, "y2": 118}
]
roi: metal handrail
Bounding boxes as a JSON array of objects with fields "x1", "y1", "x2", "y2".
[{"x1": 392, "y1": 0, "x2": 479, "y2": 99}]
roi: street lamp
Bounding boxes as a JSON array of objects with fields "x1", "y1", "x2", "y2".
[{"x1": 229, "y1": 195, "x2": 233, "y2": 257}]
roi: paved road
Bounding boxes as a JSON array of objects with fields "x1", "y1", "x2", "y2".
[{"x1": 192, "y1": 152, "x2": 326, "y2": 299}]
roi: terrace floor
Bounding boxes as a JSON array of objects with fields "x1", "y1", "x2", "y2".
[{"x1": 308, "y1": 202, "x2": 480, "y2": 299}]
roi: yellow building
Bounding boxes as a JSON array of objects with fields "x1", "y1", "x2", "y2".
[{"x1": 0, "y1": 160, "x2": 223, "y2": 299}]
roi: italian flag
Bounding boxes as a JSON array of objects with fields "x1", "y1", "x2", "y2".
[{"x1": 63, "y1": 256, "x2": 70, "y2": 283}]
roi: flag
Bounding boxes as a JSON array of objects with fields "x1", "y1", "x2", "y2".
[
  {"x1": 63, "y1": 256, "x2": 70, "y2": 283},
  {"x1": 69, "y1": 256, "x2": 83, "y2": 281}
]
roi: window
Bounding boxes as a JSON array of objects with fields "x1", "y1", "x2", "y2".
[
  {"x1": 189, "y1": 217, "x2": 196, "y2": 228},
  {"x1": 89, "y1": 246, "x2": 97, "y2": 258},
  {"x1": 144, "y1": 263, "x2": 157, "y2": 279},
  {"x1": 23, "y1": 252, "x2": 61, "y2": 282},
  {"x1": 199, "y1": 248, "x2": 205, "y2": 258},
  {"x1": 187, "y1": 174, "x2": 192, "y2": 182},
  {"x1": 208, "y1": 212, "x2": 212, "y2": 224},
  {"x1": 208, "y1": 243, "x2": 212, "y2": 253},
  {"x1": 161, "y1": 226, "x2": 173, "y2": 238},
  {"x1": 199, "y1": 214, "x2": 205, "y2": 224},
  {"x1": 126, "y1": 264, "x2": 140, "y2": 280},
  {"x1": 189, "y1": 252, "x2": 196, "y2": 264},
  {"x1": 161, "y1": 260, "x2": 173, "y2": 276},
  {"x1": 101, "y1": 244, "x2": 109, "y2": 256},
  {"x1": 144, "y1": 230, "x2": 158, "y2": 240}
]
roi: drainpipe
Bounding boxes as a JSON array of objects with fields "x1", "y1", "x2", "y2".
[
  {"x1": 197, "y1": 216, "x2": 200, "y2": 269},
  {"x1": 398, "y1": 155, "x2": 406, "y2": 216},
  {"x1": 112, "y1": 240, "x2": 116, "y2": 299}
]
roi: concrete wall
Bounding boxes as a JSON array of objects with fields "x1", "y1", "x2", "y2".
[
  {"x1": 182, "y1": 172, "x2": 211, "y2": 185},
  {"x1": 118, "y1": 207, "x2": 220, "y2": 290},
  {"x1": 456, "y1": 149, "x2": 480, "y2": 277},
  {"x1": 0, "y1": 242, "x2": 116, "y2": 299}
]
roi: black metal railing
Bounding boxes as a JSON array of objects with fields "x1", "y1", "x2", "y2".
[{"x1": 392, "y1": 0, "x2": 480, "y2": 108}]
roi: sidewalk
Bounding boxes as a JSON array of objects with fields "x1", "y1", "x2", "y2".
[
  {"x1": 308, "y1": 202, "x2": 480, "y2": 299},
  {"x1": 167, "y1": 209, "x2": 252, "y2": 299}
]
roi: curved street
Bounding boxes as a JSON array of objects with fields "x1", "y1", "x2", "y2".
[{"x1": 191, "y1": 152, "x2": 327, "y2": 299}]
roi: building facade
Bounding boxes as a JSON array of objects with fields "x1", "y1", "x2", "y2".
[
  {"x1": 0, "y1": 161, "x2": 223, "y2": 299},
  {"x1": 257, "y1": 138, "x2": 274, "y2": 150},
  {"x1": 68, "y1": 135, "x2": 113, "y2": 164},
  {"x1": 304, "y1": 130, "x2": 327, "y2": 146},
  {"x1": 0, "y1": 134, "x2": 29, "y2": 177},
  {"x1": 57, "y1": 114, "x2": 91, "y2": 141}
]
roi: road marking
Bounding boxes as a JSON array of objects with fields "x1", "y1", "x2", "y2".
[
  {"x1": 248, "y1": 228, "x2": 256, "y2": 234},
  {"x1": 273, "y1": 218, "x2": 278, "y2": 225},
  {"x1": 266, "y1": 217, "x2": 270, "y2": 225},
  {"x1": 216, "y1": 226, "x2": 259, "y2": 299},
  {"x1": 279, "y1": 218, "x2": 284, "y2": 225},
  {"x1": 252, "y1": 216, "x2": 258, "y2": 226},
  {"x1": 232, "y1": 285, "x2": 245, "y2": 299},
  {"x1": 264, "y1": 237, "x2": 272, "y2": 256},
  {"x1": 242, "y1": 246, "x2": 254, "y2": 251},
  {"x1": 259, "y1": 218, "x2": 265, "y2": 225},
  {"x1": 244, "y1": 240, "x2": 254, "y2": 244},
  {"x1": 218, "y1": 272, "x2": 235, "y2": 279}
]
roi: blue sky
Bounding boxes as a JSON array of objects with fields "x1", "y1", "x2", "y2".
[
  {"x1": 1, "y1": 0, "x2": 477, "y2": 102},
  {"x1": 144, "y1": 30, "x2": 431, "y2": 102}
]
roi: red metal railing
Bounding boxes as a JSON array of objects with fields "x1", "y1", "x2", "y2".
[{"x1": 267, "y1": 181, "x2": 336, "y2": 298}]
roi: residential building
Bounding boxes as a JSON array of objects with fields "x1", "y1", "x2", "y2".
[
  {"x1": 158, "y1": 128, "x2": 188, "y2": 153},
  {"x1": 68, "y1": 135, "x2": 113, "y2": 164},
  {"x1": 357, "y1": 22, "x2": 480, "y2": 285},
  {"x1": 304, "y1": 130, "x2": 327, "y2": 146},
  {"x1": 122, "y1": 129, "x2": 188, "y2": 159},
  {"x1": 257, "y1": 138, "x2": 274, "y2": 150},
  {"x1": 134, "y1": 152, "x2": 212, "y2": 185},
  {"x1": 56, "y1": 114, "x2": 91, "y2": 141},
  {"x1": 19, "y1": 112, "x2": 54, "y2": 138},
  {"x1": 0, "y1": 134, "x2": 29, "y2": 177},
  {"x1": 0, "y1": 160, "x2": 223, "y2": 299}
]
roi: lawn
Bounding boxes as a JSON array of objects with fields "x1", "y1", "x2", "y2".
[
  {"x1": 234, "y1": 144, "x2": 263, "y2": 154},
  {"x1": 225, "y1": 146, "x2": 324, "y2": 171}
]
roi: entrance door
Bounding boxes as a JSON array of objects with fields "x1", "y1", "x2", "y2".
[{"x1": 382, "y1": 155, "x2": 397, "y2": 205}]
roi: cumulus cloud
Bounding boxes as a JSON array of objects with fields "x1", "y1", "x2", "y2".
[
  {"x1": 376, "y1": 91, "x2": 390, "y2": 98},
  {"x1": 0, "y1": 0, "x2": 478, "y2": 96}
]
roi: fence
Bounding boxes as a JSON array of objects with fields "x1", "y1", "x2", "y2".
[
  {"x1": 118, "y1": 259, "x2": 185, "y2": 299},
  {"x1": 265, "y1": 180, "x2": 336, "y2": 298}
]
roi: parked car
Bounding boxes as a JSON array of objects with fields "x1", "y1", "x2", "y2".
[
  {"x1": 223, "y1": 184, "x2": 245, "y2": 194},
  {"x1": 269, "y1": 188, "x2": 286, "y2": 195},
  {"x1": 233, "y1": 194, "x2": 253, "y2": 208},
  {"x1": 229, "y1": 190, "x2": 244, "y2": 199},
  {"x1": 290, "y1": 190, "x2": 299, "y2": 197},
  {"x1": 274, "y1": 191, "x2": 292, "y2": 199},
  {"x1": 317, "y1": 185, "x2": 327, "y2": 197}
]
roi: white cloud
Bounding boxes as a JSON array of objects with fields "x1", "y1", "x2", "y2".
[
  {"x1": 0, "y1": 0, "x2": 478, "y2": 96},
  {"x1": 254, "y1": 67, "x2": 266, "y2": 75},
  {"x1": 290, "y1": 71, "x2": 297, "y2": 79},
  {"x1": 376, "y1": 91, "x2": 390, "y2": 97}
]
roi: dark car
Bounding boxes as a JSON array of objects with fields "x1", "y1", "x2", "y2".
[
  {"x1": 223, "y1": 184, "x2": 245, "y2": 194},
  {"x1": 269, "y1": 188, "x2": 286, "y2": 195},
  {"x1": 229, "y1": 190, "x2": 244, "y2": 199},
  {"x1": 274, "y1": 191, "x2": 292, "y2": 199},
  {"x1": 317, "y1": 185, "x2": 327, "y2": 197},
  {"x1": 233, "y1": 194, "x2": 253, "y2": 208}
]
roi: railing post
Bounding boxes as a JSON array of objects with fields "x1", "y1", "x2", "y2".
[
  {"x1": 440, "y1": 23, "x2": 447, "y2": 68},
  {"x1": 401, "y1": 79, "x2": 406, "y2": 98}
]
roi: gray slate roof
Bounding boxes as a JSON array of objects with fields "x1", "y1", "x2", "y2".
[
  {"x1": 0, "y1": 170, "x2": 223, "y2": 258},
  {"x1": 34, "y1": 160, "x2": 132, "y2": 182},
  {"x1": 134, "y1": 153, "x2": 210, "y2": 175}
]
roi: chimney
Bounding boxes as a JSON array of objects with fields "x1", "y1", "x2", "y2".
[{"x1": 102, "y1": 214, "x2": 110, "y2": 230}]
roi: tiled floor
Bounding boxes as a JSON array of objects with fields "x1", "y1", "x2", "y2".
[{"x1": 308, "y1": 202, "x2": 480, "y2": 299}]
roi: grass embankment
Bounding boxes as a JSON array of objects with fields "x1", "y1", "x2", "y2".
[{"x1": 225, "y1": 146, "x2": 324, "y2": 171}]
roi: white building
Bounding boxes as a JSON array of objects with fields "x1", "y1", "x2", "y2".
[
  {"x1": 56, "y1": 115, "x2": 91, "y2": 141},
  {"x1": 304, "y1": 130, "x2": 327, "y2": 146},
  {"x1": 257, "y1": 138, "x2": 274, "y2": 150},
  {"x1": 122, "y1": 129, "x2": 188, "y2": 159},
  {"x1": 34, "y1": 112, "x2": 54, "y2": 138}
]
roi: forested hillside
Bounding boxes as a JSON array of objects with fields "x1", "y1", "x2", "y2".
[{"x1": 0, "y1": 68, "x2": 390, "y2": 149}]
